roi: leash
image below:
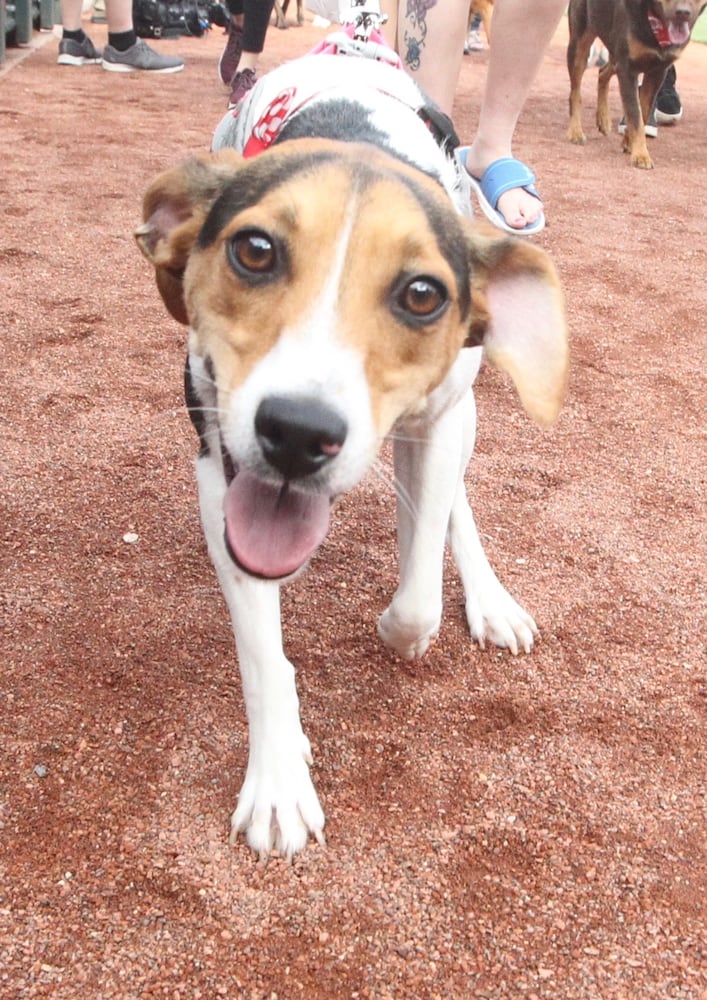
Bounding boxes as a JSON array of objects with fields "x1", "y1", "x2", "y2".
[{"x1": 313, "y1": 0, "x2": 401, "y2": 66}]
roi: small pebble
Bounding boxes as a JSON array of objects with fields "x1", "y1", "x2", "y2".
[{"x1": 123, "y1": 532, "x2": 139, "y2": 544}]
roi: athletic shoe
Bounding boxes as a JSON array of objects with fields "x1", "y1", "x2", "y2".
[
  {"x1": 228, "y1": 67, "x2": 257, "y2": 108},
  {"x1": 102, "y1": 39, "x2": 184, "y2": 73},
  {"x1": 463, "y1": 29, "x2": 484, "y2": 53},
  {"x1": 218, "y1": 19, "x2": 244, "y2": 85},
  {"x1": 57, "y1": 35, "x2": 103, "y2": 65},
  {"x1": 587, "y1": 41, "x2": 608, "y2": 67},
  {"x1": 618, "y1": 109, "x2": 658, "y2": 138},
  {"x1": 655, "y1": 65, "x2": 683, "y2": 124}
]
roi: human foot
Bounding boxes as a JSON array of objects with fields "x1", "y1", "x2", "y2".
[{"x1": 461, "y1": 144, "x2": 545, "y2": 233}]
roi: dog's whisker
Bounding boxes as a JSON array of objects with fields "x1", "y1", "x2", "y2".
[
  {"x1": 188, "y1": 363, "x2": 216, "y2": 382},
  {"x1": 189, "y1": 370, "x2": 218, "y2": 388},
  {"x1": 186, "y1": 405, "x2": 228, "y2": 417},
  {"x1": 393, "y1": 479, "x2": 418, "y2": 523},
  {"x1": 189, "y1": 368, "x2": 232, "y2": 399},
  {"x1": 369, "y1": 460, "x2": 418, "y2": 523},
  {"x1": 385, "y1": 432, "x2": 428, "y2": 445},
  {"x1": 387, "y1": 430, "x2": 463, "y2": 460}
]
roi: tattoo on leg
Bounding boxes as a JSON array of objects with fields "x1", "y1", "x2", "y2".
[{"x1": 402, "y1": 0, "x2": 437, "y2": 72}]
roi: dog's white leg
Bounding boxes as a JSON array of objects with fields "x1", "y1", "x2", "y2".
[
  {"x1": 225, "y1": 582, "x2": 326, "y2": 860},
  {"x1": 447, "y1": 390, "x2": 538, "y2": 655},
  {"x1": 196, "y1": 455, "x2": 325, "y2": 860},
  {"x1": 377, "y1": 405, "x2": 463, "y2": 660}
]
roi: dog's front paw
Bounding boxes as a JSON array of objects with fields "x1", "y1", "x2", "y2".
[
  {"x1": 596, "y1": 109, "x2": 611, "y2": 135},
  {"x1": 629, "y1": 150, "x2": 654, "y2": 170},
  {"x1": 465, "y1": 585, "x2": 538, "y2": 656},
  {"x1": 567, "y1": 124, "x2": 587, "y2": 145},
  {"x1": 230, "y1": 730, "x2": 326, "y2": 861},
  {"x1": 377, "y1": 606, "x2": 440, "y2": 661}
]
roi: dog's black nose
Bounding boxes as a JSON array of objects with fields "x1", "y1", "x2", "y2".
[{"x1": 255, "y1": 395, "x2": 348, "y2": 480}]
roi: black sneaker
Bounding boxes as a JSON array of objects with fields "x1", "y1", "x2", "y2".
[
  {"x1": 655, "y1": 65, "x2": 683, "y2": 124},
  {"x1": 57, "y1": 35, "x2": 103, "y2": 65}
]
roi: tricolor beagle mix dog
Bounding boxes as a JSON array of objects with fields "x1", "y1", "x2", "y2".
[{"x1": 136, "y1": 22, "x2": 568, "y2": 860}]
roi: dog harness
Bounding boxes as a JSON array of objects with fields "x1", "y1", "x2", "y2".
[
  {"x1": 241, "y1": 25, "x2": 402, "y2": 157},
  {"x1": 211, "y1": 17, "x2": 471, "y2": 217},
  {"x1": 220, "y1": 23, "x2": 459, "y2": 161}
]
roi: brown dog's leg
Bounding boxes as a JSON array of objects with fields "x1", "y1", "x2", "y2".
[
  {"x1": 596, "y1": 60, "x2": 615, "y2": 135},
  {"x1": 469, "y1": 0, "x2": 493, "y2": 43},
  {"x1": 616, "y1": 66, "x2": 652, "y2": 168},
  {"x1": 273, "y1": 0, "x2": 287, "y2": 29},
  {"x1": 640, "y1": 64, "x2": 669, "y2": 123},
  {"x1": 567, "y1": 30, "x2": 594, "y2": 144},
  {"x1": 481, "y1": 2, "x2": 493, "y2": 42}
]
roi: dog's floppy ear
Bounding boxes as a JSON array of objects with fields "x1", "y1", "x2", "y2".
[
  {"x1": 465, "y1": 225, "x2": 569, "y2": 428},
  {"x1": 135, "y1": 149, "x2": 243, "y2": 325}
]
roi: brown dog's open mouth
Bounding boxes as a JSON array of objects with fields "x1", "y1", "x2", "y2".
[
  {"x1": 666, "y1": 17, "x2": 691, "y2": 43},
  {"x1": 223, "y1": 469, "x2": 331, "y2": 580},
  {"x1": 650, "y1": 12, "x2": 692, "y2": 45}
]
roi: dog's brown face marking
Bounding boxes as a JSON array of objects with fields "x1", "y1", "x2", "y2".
[
  {"x1": 184, "y1": 144, "x2": 473, "y2": 438},
  {"x1": 653, "y1": 0, "x2": 704, "y2": 22},
  {"x1": 197, "y1": 148, "x2": 338, "y2": 250},
  {"x1": 138, "y1": 142, "x2": 567, "y2": 431}
]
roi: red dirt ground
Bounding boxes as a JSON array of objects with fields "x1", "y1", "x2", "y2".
[{"x1": 1, "y1": 15, "x2": 705, "y2": 1000}]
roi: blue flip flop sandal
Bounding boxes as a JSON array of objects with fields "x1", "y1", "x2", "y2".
[{"x1": 456, "y1": 150, "x2": 546, "y2": 236}]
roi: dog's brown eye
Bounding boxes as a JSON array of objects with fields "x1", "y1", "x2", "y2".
[
  {"x1": 228, "y1": 230, "x2": 277, "y2": 276},
  {"x1": 395, "y1": 276, "x2": 449, "y2": 324}
]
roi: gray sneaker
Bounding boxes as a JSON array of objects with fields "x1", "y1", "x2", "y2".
[
  {"x1": 101, "y1": 39, "x2": 184, "y2": 73},
  {"x1": 57, "y1": 35, "x2": 103, "y2": 66}
]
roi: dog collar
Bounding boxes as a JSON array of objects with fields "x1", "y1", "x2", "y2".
[{"x1": 647, "y1": 12, "x2": 673, "y2": 47}]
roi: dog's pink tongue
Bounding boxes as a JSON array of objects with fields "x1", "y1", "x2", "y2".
[
  {"x1": 223, "y1": 471, "x2": 330, "y2": 579},
  {"x1": 668, "y1": 19, "x2": 690, "y2": 44}
]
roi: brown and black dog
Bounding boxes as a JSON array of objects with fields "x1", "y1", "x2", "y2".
[
  {"x1": 273, "y1": 0, "x2": 303, "y2": 30},
  {"x1": 469, "y1": 0, "x2": 494, "y2": 42},
  {"x1": 567, "y1": 0, "x2": 705, "y2": 168}
]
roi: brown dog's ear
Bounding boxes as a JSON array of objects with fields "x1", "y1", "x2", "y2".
[
  {"x1": 465, "y1": 224, "x2": 569, "y2": 427},
  {"x1": 135, "y1": 149, "x2": 243, "y2": 325}
]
